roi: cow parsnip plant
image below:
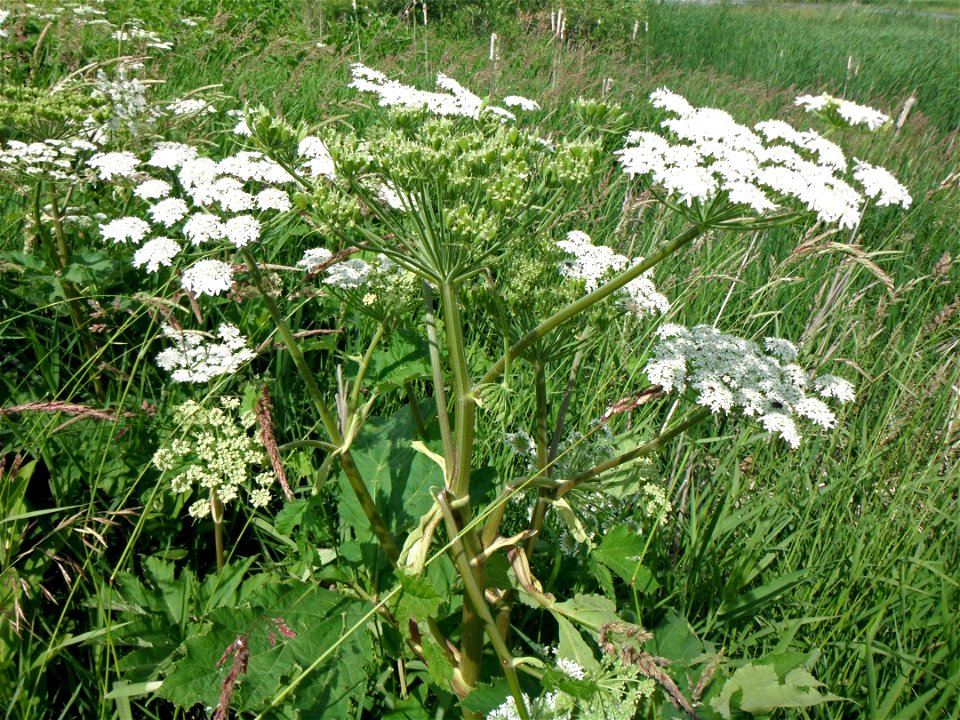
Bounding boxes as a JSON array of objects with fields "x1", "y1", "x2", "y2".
[{"x1": 84, "y1": 62, "x2": 911, "y2": 719}]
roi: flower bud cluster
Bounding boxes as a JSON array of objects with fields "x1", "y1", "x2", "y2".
[{"x1": 152, "y1": 397, "x2": 275, "y2": 519}]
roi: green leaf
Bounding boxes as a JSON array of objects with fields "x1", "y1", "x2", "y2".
[
  {"x1": 553, "y1": 614, "x2": 599, "y2": 672},
  {"x1": 62, "y1": 249, "x2": 118, "y2": 285},
  {"x1": 593, "y1": 525, "x2": 659, "y2": 595},
  {"x1": 710, "y1": 662, "x2": 843, "y2": 718},
  {"x1": 395, "y1": 572, "x2": 443, "y2": 628},
  {"x1": 159, "y1": 581, "x2": 371, "y2": 718},
  {"x1": 649, "y1": 611, "x2": 703, "y2": 665},
  {"x1": 337, "y1": 405, "x2": 444, "y2": 544},
  {"x1": 550, "y1": 593, "x2": 620, "y2": 633}
]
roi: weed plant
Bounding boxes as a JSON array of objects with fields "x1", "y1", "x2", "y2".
[{"x1": 1, "y1": 2, "x2": 957, "y2": 719}]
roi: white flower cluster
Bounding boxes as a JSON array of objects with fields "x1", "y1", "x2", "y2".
[
  {"x1": 155, "y1": 323, "x2": 255, "y2": 382},
  {"x1": 166, "y1": 98, "x2": 216, "y2": 115},
  {"x1": 557, "y1": 231, "x2": 670, "y2": 318},
  {"x1": 298, "y1": 249, "x2": 404, "y2": 292},
  {"x1": 646, "y1": 324, "x2": 856, "y2": 449},
  {"x1": 97, "y1": 141, "x2": 297, "y2": 294},
  {"x1": 0, "y1": 10, "x2": 10, "y2": 38},
  {"x1": 0, "y1": 137, "x2": 99, "y2": 182},
  {"x1": 617, "y1": 88, "x2": 911, "y2": 229},
  {"x1": 350, "y1": 63, "x2": 518, "y2": 121},
  {"x1": 795, "y1": 93, "x2": 890, "y2": 131},
  {"x1": 90, "y1": 64, "x2": 160, "y2": 139},
  {"x1": 152, "y1": 397, "x2": 275, "y2": 519}
]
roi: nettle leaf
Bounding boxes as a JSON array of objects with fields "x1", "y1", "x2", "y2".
[
  {"x1": 395, "y1": 572, "x2": 443, "y2": 630},
  {"x1": 710, "y1": 662, "x2": 843, "y2": 718},
  {"x1": 338, "y1": 405, "x2": 444, "y2": 544},
  {"x1": 550, "y1": 593, "x2": 620, "y2": 633},
  {"x1": 159, "y1": 581, "x2": 372, "y2": 718},
  {"x1": 553, "y1": 614, "x2": 600, "y2": 672},
  {"x1": 593, "y1": 525, "x2": 660, "y2": 595}
]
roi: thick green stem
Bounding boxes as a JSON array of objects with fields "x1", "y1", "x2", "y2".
[
  {"x1": 211, "y1": 490, "x2": 225, "y2": 574},
  {"x1": 555, "y1": 407, "x2": 712, "y2": 500},
  {"x1": 435, "y1": 491, "x2": 529, "y2": 720},
  {"x1": 241, "y1": 247, "x2": 400, "y2": 565},
  {"x1": 478, "y1": 224, "x2": 705, "y2": 388},
  {"x1": 47, "y1": 188, "x2": 105, "y2": 400},
  {"x1": 423, "y1": 282, "x2": 454, "y2": 468},
  {"x1": 438, "y1": 281, "x2": 475, "y2": 499}
]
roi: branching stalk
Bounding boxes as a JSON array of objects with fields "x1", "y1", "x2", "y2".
[
  {"x1": 555, "y1": 407, "x2": 712, "y2": 500},
  {"x1": 478, "y1": 224, "x2": 705, "y2": 388},
  {"x1": 241, "y1": 247, "x2": 400, "y2": 565}
]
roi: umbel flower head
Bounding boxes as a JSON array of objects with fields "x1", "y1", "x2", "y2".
[
  {"x1": 617, "y1": 88, "x2": 911, "y2": 229},
  {"x1": 646, "y1": 324, "x2": 855, "y2": 449},
  {"x1": 557, "y1": 230, "x2": 669, "y2": 318},
  {"x1": 155, "y1": 323, "x2": 254, "y2": 383},
  {"x1": 152, "y1": 396, "x2": 276, "y2": 518}
]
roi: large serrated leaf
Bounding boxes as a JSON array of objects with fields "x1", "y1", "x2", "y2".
[
  {"x1": 159, "y1": 581, "x2": 371, "y2": 718},
  {"x1": 710, "y1": 662, "x2": 843, "y2": 718},
  {"x1": 593, "y1": 525, "x2": 659, "y2": 595},
  {"x1": 338, "y1": 405, "x2": 444, "y2": 544}
]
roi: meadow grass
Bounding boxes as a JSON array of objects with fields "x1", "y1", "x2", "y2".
[{"x1": 1, "y1": 1, "x2": 958, "y2": 718}]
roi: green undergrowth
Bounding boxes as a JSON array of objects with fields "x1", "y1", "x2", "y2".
[{"x1": 1, "y1": 1, "x2": 958, "y2": 718}]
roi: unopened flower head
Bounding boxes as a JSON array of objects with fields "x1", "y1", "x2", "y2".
[{"x1": 151, "y1": 395, "x2": 274, "y2": 513}]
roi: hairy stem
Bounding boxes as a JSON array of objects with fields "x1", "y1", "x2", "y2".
[
  {"x1": 438, "y1": 281, "x2": 475, "y2": 499},
  {"x1": 435, "y1": 490, "x2": 529, "y2": 720},
  {"x1": 241, "y1": 247, "x2": 400, "y2": 565}
]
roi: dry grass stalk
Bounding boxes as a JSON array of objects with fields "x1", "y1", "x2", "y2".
[
  {"x1": 256, "y1": 385, "x2": 293, "y2": 501},
  {"x1": 0, "y1": 401, "x2": 136, "y2": 423}
]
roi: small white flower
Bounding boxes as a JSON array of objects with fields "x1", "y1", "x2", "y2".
[
  {"x1": 814, "y1": 374, "x2": 856, "y2": 403},
  {"x1": 167, "y1": 98, "x2": 216, "y2": 115},
  {"x1": 155, "y1": 324, "x2": 254, "y2": 384},
  {"x1": 183, "y1": 213, "x2": 226, "y2": 245},
  {"x1": 298, "y1": 136, "x2": 335, "y2": 179},
  {"x1": 181, "y1": 259, "x2": 234, "y2": 296},
  {"x1": 87, "y1": 151, "x2": 140, "y2": 180},
  {"x1": 255, "y1": 188, "x2": 291, "y2": 212},
  {"x1": 148, "y1": 142, "x2": 198, "y2": 169},
  {"x1": 133, "y1": 236, "x2": 181, "y2": 273},
  {"x1": 134, "y1": 179, "x2": 172, "y2": 200},
  {"x1": 503, "y1": 95, "x2": 540, "y2": 112},
  {"x1": 764, "y1": 337, "x2": 798, "y2": 363},
  {"x1": 148, "y1": 197, "x2": 189, "y2": 227},
  {"x1": 100, "y1": 216, "x2": 151, "y2": 244},
  {"x1": 760, "y1": 412, "x2": 802, "y2": 449},
  {"x1": 298, "y1": 247, "x2": 332, "y2": 271},
  {"x1": 853, "y1": 159, "x2": 912, "y2": 208},
  {"x1": 223, "y1": 215, "x2": 261, "y2": 247},
  {"x1": 324, "y1": 259, "x2": 371, "y2": 288}
]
